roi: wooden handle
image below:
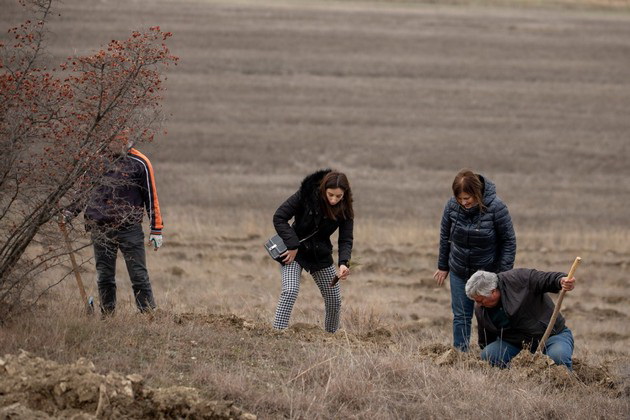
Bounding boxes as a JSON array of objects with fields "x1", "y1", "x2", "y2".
[
  {"x1": 566, "y1": 256, "x2": 581, "y2": 280},
  {"x1": 58, "y1": 219, "x2": 89, "y2": 304},
  {"x1": 536, "y1": 256, "x2": 581, "y2": 353}
]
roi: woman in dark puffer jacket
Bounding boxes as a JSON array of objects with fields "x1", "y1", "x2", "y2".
[
  {"x1": 434, "y1": 169, "x2": 516, "y2": 351},
  {"x1": 272, "y1": 169, "x2": 354, "y2": 333}
]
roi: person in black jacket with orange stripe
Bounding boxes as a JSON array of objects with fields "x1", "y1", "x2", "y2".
[
  {"x1": 272, "y1": 169, "x2": 354, "y2": 333},
  {"x1": 79, "y1": 138, "x2": 163, "y2": 315},
  {"x1": 434, "y1": 169, "x2": 516, "y2": 351}
]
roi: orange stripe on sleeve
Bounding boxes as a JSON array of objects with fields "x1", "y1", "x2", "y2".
[{"x1": 129, "y1": 148, "x2": 163, "y2": 232}]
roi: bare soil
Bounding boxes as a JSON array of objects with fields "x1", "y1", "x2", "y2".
[{"x1": 0, "y1": 350, "x2": 255, "y2": 419}]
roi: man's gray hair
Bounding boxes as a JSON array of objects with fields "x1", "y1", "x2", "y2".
[{"x1": 465, "y1": 270, "x2": 498, "y2": 299}]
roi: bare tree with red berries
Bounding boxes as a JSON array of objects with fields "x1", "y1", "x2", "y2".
[{"x1": 0, "y1": 0, "x2": 177, "y2": 320}]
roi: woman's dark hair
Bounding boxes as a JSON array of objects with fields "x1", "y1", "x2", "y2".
[
  {"x1": 452, "y1": 169, "x2": 486, "y2": 212},
  {"x1": 319, "y1": 171, "x2": 354, "y2": 221}
]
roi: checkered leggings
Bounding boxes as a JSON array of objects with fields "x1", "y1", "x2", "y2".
[{"x1": 273, "y1": 261, "x2": 341, "y2": 333}]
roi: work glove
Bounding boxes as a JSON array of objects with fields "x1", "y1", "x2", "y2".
[
  {"x1": 149, "y1": 234, "x2": 163, "y2": 251},
  {"x1": 60, "y1": 209, "x2": 75, "y2": 225}
]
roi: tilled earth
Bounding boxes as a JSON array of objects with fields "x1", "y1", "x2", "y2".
[{"x1": 0, "y1": 349, "x2": 256, "y2": 420}]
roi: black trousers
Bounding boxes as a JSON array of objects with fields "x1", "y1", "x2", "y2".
[{"x1": 92, "y1": 224, "x2": 155, "y2": 313}]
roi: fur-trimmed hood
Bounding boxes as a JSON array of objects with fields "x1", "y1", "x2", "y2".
[{"x1": 298, "y1": 168, "x2": 331, "y2": 201}]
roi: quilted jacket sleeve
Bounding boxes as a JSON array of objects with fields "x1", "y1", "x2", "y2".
[
  {"x1": 494, "y1": 200, "x2": 516, "y2": 272},
  {"x1": 437, "y1": 202, "x2": 452, "y2": 271}
]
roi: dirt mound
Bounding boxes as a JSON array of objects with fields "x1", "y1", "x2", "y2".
[
  {"x1": 418, "y1": 343, "x2": 453, "y2": 357},
  {"x1": 174, "y1": 312, "x2": 256, "y2": 330},
  {"x1": 415, "y1": 344, "x2": 625, "y2": 392},
  {"x1": 174, "y1": 313, "x2": 329, "y2": 341},
  {"x1": 284, "y1": 323, "x2": 394, "y2": 345},
  {"x1": 288, "y1": 322, "x2": 323, "y2": 334},
  {"x1": 508, "y1": 351, "x2": 578, "y2": 388},
  {"x1": 508, "y1": 352, "x2": 623, "y2": 392},
  {"x1": 572, "y1": 358, "x2": 619, "y2": 389},
  {"x1": 418, "y1": 344, "x2": 456, "y2": 366},
  {"x1": 417, "y1": 344, "x2": 487, "y2": 368},
  {"x1": 172, "y1": 311, "x2": 396, "y2": 347},
  {"x1": 357, "y1": 327, "x2": 394, "y2": 345},
  {"x1": 0, "y1": 350, "x2": 256, "y2": 419}
]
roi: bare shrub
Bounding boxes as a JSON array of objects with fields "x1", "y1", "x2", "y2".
[{"x1": 0, "y1": 0, "x2": 176, "y2": 321}]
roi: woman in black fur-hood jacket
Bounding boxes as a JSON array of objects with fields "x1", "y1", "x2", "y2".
[
  {"x1": 272, "y1": 169, "x2": 354, "y2": 333},
  {"x1": 433, "y1": 169, "x2": 517, "y2": 352}
]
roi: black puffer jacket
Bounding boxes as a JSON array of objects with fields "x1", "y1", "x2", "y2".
[
  {"x1": 437, "y1": 175, "x2": 516, "y2": 279},
  {"x1": 475, "y1": 268, "x2": 567, "y2": 350},
  {"x1": 273, "y1": 169, "x2": 353, "y2": 273}
]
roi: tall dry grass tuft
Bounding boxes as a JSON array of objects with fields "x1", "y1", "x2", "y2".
[{"x1": 342, "y1": 305, "x2": 388, "y2": 335}]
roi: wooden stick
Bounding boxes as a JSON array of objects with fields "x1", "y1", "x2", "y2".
[
  {"x1": 58, "y1": 218, "x2": 92, "y2": 312},
  {"x1": 536, "y1": 256, "x2": 581, "y2": 353}
]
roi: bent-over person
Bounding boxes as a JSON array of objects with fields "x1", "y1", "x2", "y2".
[
  {"x1": 272, "y1": 169, "x2": 354, "y2": 333},
  {"x1": 465, "y1": 269, "x2": 575, "y2": 369}
]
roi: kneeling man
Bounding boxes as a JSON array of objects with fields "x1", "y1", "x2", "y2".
[{"x1": 465, "y1": 269, "x2": 575, "y2": 369}]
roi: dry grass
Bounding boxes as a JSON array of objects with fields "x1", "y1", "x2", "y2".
[
  {"x1": 2, "y1": 216, "x2": 628, "y2": 418},
  {"x1": 1, "y1": 288, "x2": 628, "y2": 418},
  {"x1": 2, "y1": 0, "x2": 630, "y2": 418}
]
